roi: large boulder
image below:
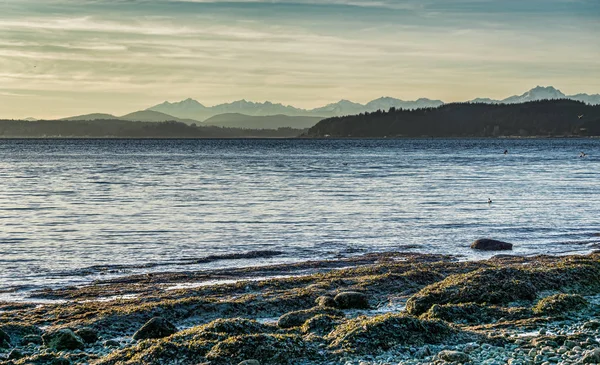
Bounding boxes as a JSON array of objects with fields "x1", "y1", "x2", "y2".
[
  {"x1": 132, "y1": 317, "x2": 178, "y2": 341},
  {"x1": 333, "y1": 291, "x2": 370, "y2": 309},
  {"x1": 42, "y1": 329, "x2": 85, "y2": 351},
  {"x1": 471, "y1": 238, "x2": 513, "y2": 251}
]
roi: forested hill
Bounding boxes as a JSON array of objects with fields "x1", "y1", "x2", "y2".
[
  {"x1": 0, "y1": 119, "x2": 305, "y2": 138},
  {"x1": 304, "y1": 100, "x2": 600, "y2": 138}
]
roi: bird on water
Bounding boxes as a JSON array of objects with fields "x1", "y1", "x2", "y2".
[{"x1": 488, "y1": 198, "x2": 493, "y2": 204}]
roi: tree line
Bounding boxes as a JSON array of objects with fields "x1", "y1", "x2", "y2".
[
  {"x1": 0, "y1": 119, "x2": 306, "y2": 138},
  {"x1": 304, "y1": 99, "x2": 600, "y2": 138}
]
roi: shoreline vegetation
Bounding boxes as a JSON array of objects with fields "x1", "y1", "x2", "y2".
[
  {"x1": 305, "y1": 100, "x2": 600, "y2": 138},
  {"x1": 3, "y1": 100, "x2": 600, "y2": 139},
  {"x1": 2, "y1": 250, "x2": 600, "y2": 364},
  {"x1": 0, "y1": 120, "x2": 307, "y2": 139}
]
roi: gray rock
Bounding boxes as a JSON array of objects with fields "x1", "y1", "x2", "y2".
[
  {"x1": 581, "y1": 348, "x2": 600, "y2": 363},
  {"x1": 238, "y1": 360, "x2": 260, "y2": 365},
  {"x1": 75, "y1": 327, "x2": 98, "y2": 344},
  {"x1": 333, "y1": 291, "x2": 370, "y2": 309},
  {"x1": 132, "y1": 317, "x2": 178, "y2": 340},
  {"x1": 438, "y1": 350, "x2": 470, "y2": 363},
  {"x1": 315, "y1": 295, "x2": 337, "y2": 307},
  {"x1": 470, "y1": 238, "x2": 513, "y2": 251},
  {"x1": 104, "y1": 339, "x2": 120, "y2": 347},
  {"x1": 42, "y1": 329, "x2": 85, "y2": 351}
]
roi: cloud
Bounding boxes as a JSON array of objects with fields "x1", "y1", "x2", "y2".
[{"x1": 0, "y1": 0, "x2": 598, "y2": 118}]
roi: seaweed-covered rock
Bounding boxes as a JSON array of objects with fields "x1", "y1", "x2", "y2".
[
  {"x1": 75, "y1": 327, "x2": 98, "y2": 344},
  {"x1": 205, "y1": 333, "x2": 320, "y2": 365},
  {"x1": 581, "y1": 348, "x2": 600, "y2": 363},
  {"x1": 7, "y1": 348, "x2": 24, "y2": 360},
  {"x1": 333, "y1": 291, "x2": 369, "y2": 309},
  {"x1": 0, "y1": 324, "x2": 42, "y2": 346},
  {"x1": 437, "y1": 350, "x2": 470, "y2": 362},
  {"x1": 583, "y1": 320, "x2": 600, "y2": 330},
  {"x1": 104, "y1": 339, "x2": 120, "y2": 347},
  {"x1": 406, "y1": 268, "x2": 537, "y2": 315},
  {"x1": 315, "y1": 296, "x2": 337, "y2": 308},
  {"x1": 96, "y1": 318, "x2": 275, "y2": 365},
  {"x1": 0, "y1": 327, "x2": 11, "y2": 348},
  {"x1": 22, "y1": 334, "x2": 43, "y2": 345},
  {"x1": 471, "y1": 239, "x2": 513, "y2": 251},
  {"x1": 52, "y1": 357, "x2": 71, "y2": 365},
  {"x1": 300, "y1": 314, "x2": 339, "y2": 336},
  {"x1": 238, "y1": 360, "x2": 260, "y2": 365},
  {"x1": 277, "y1": 306, "x2": 344, "y2": 329},
  {"x1": 328, "y1": 313, "x2": 460, "y2": 353},
  {"x1": 533, "y1": 293, "x2": 588, "y2": 316},
  {"x1": 42, "y1": 329, "x2": 85, "y2": 351},
  {"x1": 422, "y1": 303, "x2": 531, "y2": 324},
  {"x1": 132, "y1": 317, "x2": 177, "y2": 341}
]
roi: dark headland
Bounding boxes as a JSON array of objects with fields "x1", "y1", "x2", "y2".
[
  {"x1": 305, "y1": 100, "x2": 600, "y2": 138},
  {"x1": 2, "y1": 251, "x2": 600, "y2": 364}
]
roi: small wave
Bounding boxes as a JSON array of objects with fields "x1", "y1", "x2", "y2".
[{"x1": 51, "y1": 250, "x2": 285, "y2": 277}]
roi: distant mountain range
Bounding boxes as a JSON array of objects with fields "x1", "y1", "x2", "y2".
[
  {"x1": 54, "y1": 86, "x2": 599, "y2": 130},
  {"x1": 61, "y1": 111, "x2": 199, "y2": 125},
  {"x1": 468, "y1": 86, "x2": 600, "y2": 105},
  {"x1": 147, "y1": 97, "x2": 445, "y2": 121}
]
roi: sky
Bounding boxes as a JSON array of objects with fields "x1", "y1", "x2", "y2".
[{"x1": 0, "y1": 0, "x2": 599, "y2": 119}]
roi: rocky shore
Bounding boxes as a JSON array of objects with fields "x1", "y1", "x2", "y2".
[{"x1": 1, "y1": 251, "x2": 600, "y2": 364}]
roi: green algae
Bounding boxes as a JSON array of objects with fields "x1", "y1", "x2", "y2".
[
  {"x1": 300, "y1": 314, "x2": 340, "y2": 336},
  {"x1": 205, "y1": 333, "x2": 322, "y2": 365},
  {"x1": 406, "y1": 256, "x2": 600, "y2": 316},
  {"x1": 532, "y1": 293, "x2": 589, "y2": 316},
  {"x1": 327, "y1": 313, "x2": 461, "y2": 353},
  {"x1": 421, "y1": 303, "x2": 532, "y2": 324}
]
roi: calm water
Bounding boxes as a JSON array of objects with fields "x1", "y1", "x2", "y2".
[{"x1": 1, "y1": 138, "x2": 599, "y2": 298}]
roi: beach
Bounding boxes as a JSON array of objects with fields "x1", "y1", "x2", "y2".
[{"x1": 2, "y1": 250, "x2": 600, "y2": 364}]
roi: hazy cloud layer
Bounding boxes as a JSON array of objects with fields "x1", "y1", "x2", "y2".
[{"x1": 1, "y1": 0, "x2": 599, "y2": 118}]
